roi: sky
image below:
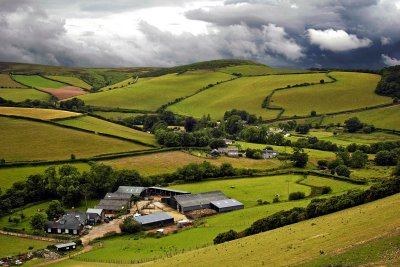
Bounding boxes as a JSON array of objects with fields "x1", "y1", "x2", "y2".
[{"x1": 0, "y1": 0, "x2": 399, "y2": 69}]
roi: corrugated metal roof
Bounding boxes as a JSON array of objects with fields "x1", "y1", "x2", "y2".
[
  {"x1": 133, "y1": 212, "x2": 173, "y2": 225},
  {"x1": 95, "y1": 199, "x2": 128, "y2": 210},
  {"x1": 149, "y1": 186, "x2": 190, "y2": 194},
  {"x1": 86, "y1": 208, "x2": 103, "y2": 216},
  {"x1": 116, "y1": 186, "x2": 147, "y2": 195},
  {"x1": 105, "y1": 192, "x2": 132, "y2": 200},
  {"x1": 55, "y1": 242, "x2": 76, "y2": 249},
  {"x1": 210, "y1": 199, "x2": 244, "y2": 209},
  {"x1": 174, "y1": 191, "x2": 229, "y2": 208}
]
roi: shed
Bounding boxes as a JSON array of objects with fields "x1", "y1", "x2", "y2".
[
  {"x1": 95, "y1": 199, "x2": 129, "y2": 214},
  {"x1": 55, "y1": 242, "x2": 77, "y2": 252},
  {"x1": 115, "y1": 186, "x2": 147, "y2": 197},
  {"x1": 86, "y1": 208, "x2": 105, "y2": 224},
  {"x1": 148, "y1": 187, "x2": 190, "y2": 197},
  {"x1": 105, "y1": 192, "x2": 132, "y2": 201},
  {"x1": 210, "y1": 199, "x2": 244, "y2": 213},
  {"x1": 133, "y1": 212, "x2": 174, "y2": 227},
  {"x1": 174, "y1": 191, "x2": 229, "y2": 213}
]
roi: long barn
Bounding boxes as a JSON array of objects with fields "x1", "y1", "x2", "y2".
[{"x1": 173, "y1": 191, "x2": 229, "y2": 212}]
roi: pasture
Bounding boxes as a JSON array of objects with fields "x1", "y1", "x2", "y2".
[
  {"x1": 0, "y1": 74, "x2": 26, "y2": 88},
  {"x1": 0, "y1": 163, "x2": 90, "y2": 190},
  {"x1": 167, "y1": 73, "x2": 329, "y2": 120},
  {"x1": 99, "y1": 77, "x2": 155, "y2": 91},
  {"x1": 56, "y1": 115, "x2": 157, "y2": 145},
  {"x1": 46, "y1": 75, "x2": 92, "y2": 90},
  {"x1": 140, "y1": 193, "x2": 400, "y2": 267},
  {"x1": 219, "y1": 64, "x2": 311, "y2": 76},
  {"x1": 12, "y1": 75, "x2": 67, "y2": 89},
  {"x1": 0, "y1": 107, "x2": 81, "y2": 120},
  {"x1": 271, "y1": 72, "x2": 390, "y2": 117},
  {"x1": 101, "y1": 151, "x2": 281, "y2": 176},
  {"x1": 0, "y1": 234, "x2": 52, "y2": 258},
  {"x1": 0, "y1": 88, "x2": 50, "y2": 102},
  {"x1": 92, "y1": 111, "x2": 150, "y2": 120},
  {"x1": 77, "y1": 71, "x2": 234, "y2": 111},
  {"x1": 0, "y1": 117, "x2": 150, "y2": 161},
  {"x1": 322, "y1": 104, "x2": 400, "y2": 131}
]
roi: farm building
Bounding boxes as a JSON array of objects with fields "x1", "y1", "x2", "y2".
[
  {"x1": 262, "y1": 149, "x2": 279, "y2": 159},
  {"x1": 147, "y1": 187, "x2": 190, "y2": 197},
  {"x1": 105, "y1": 192, "x2": 132, "y2": 202},
  {"x1": 217, "y1": 147, "x2": 239, "y2": 158},
  {"x1": 45, "y1": 211, "x2": 86, "y2": 235},
  {"x1": 115, "y1": 186, "x2": 147, "y2": 197},
  {"x1": 95, "y1": 199, "x2": 129, "y2": 214},
  {"x1": 210, "y1": 199, "x2": 244, "y2": 212},
  {"x1": 133, "y1": 212, "x2": 174, "y2": 227},
  {"x1": 55, "y1": 242, "x2": 77, "y2": 252},
  {"x1": 86, "y1": 208, "x2": 105, "y2": 224},
  {"x1": 173, "y1": 191, "x2": 229, "y2": 212},
  {"x1": 223, "y1": 138, "x2": 234, "y2": 145}
]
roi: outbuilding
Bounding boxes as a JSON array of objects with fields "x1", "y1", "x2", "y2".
[
  {"x1": 55, "y1": 242, "x2": 77, "y2": 252},
  {"x1": 173, "y1": 191, "x2": 229, "y2": 213},
  {"x1": 210, "y1": 199, "x2": 244, "y2": 213},
  {"x1": 133, "y1": 212, "x2": 174, "y2": 227},
  {"x1": 115, "y1": 186, "x2": 147, "y2": 197},
  {"x1": 86, "y1": 208, "x2": 105, "y2": 225}
]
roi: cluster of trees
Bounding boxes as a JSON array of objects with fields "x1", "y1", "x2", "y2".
[
  {"x1": 292, "y1": 136, "x2": 340, "y2": 152},
  {"x1": 120, "y1": 218, "x2": 142, "y2": 234},
  {"x1": 223, "y1": 109, "x2": 259, "y2": 125},
  {"x1": 214, "y1": 175, "x2": 400, "y2": 244},
  {"x1": 121, "y1": 111, "x2": 189, "y2": 132},
  {"x1": 375, "y1": 65, "x2": 400, "y2": 99},
  {"x1": 318, "y1": 150, "x2": 368, "y2": 177},
  {"x1": 375, "y1": 150, "x2": 399, "y2": 166},
  {"x1": 155, "y1": 129, "x2": 212, "y2": 147},
  {"x1": 0, "y1": 97, "x2": 54, "y2": 109},
  {"x1": 239, "y1": 126, "x2": 288, "y2": 146},
  {"x1": 244, "y1": 148, "x2": 263, "y2": 159},
  {"x1": 344, "y1": 117, "x2": 375, "y2": 133},
  {"x1": 347, "y1": 141, "x2": 400, "y2": 155},
  {"x1": 59, "y1": 98, "x2": 87, "y2": 111}
]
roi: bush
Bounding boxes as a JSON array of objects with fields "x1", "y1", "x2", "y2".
[
  {"x1": 321, "y1": 186, "x2": 332, "y2": 194},
  {"x1": 120, "y1": 218, "x2": 142, "y2": 234},
  {"x1": 375, "y1": 150, "x2": 398, "y2": 166},
  {"x1": 272, "y1": 196, "x2": 280, "y2": 203},
  {"x1": 288, "y1": 192, "x2": 306, "y2": 200},
  {"x1": 335, "y1": 165, "x2": 351, "y2": 177},
  {"x1": 30, "y1": 213, "x2": 47, "y2": 231},
  {"x1": 213, "y1": 229, "x2": 239, "y2": 244}
]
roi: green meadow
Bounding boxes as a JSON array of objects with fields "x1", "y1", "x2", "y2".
[
  {"x1": 0, "y1": 88, "x2": 51, "y2": 102},
  {"x1": 0, "y1": 234, "x2": 53, "y2": 258},
  {"x1": 13, "y1": 75, "x2": 67, "y2": 89},
  {"x1": 219, "y1": 64, "x2": 311, "y2": 76},
  {"x1": 46, "y1": 76, "x2": 93, "y2": 90}
]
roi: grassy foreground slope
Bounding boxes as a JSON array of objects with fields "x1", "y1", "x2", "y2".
[
  {"x1": 46, "y1": 75, "x2": 92, "y2": 90},
  {"x1": 57, "y1": 115, "x2": 157, "y2": 145},
  {"x1": 78, "y1": 71, "x2": 234, "y2": 111},
  {"x1": 168, "y1": 73, "x2": 328, "y2": 120},
  {"x1": 13, "y1": 75, "x2": 67, "y2": 88},
  {"x1": 0, "y1": 117, "x2": 149, "y2": 161},
  {"x1": 0, "y1": 88, "x2": 50, "y2": 102},
  {"x1": 272, "y1": 72, "x2": 390, "y2": 117},
  {"x1": 137, "y1": 193, "x2": 400, "y2": 267},
  {"x1": 0, "y1": 107, "x2": 81, "y2": 120}
]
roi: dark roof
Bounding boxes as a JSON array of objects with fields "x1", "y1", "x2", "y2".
[
  {"x1": 55, "y1": 242, "x2": 76, "y2": 249},
  {"x1": 149, "y1": 186, "x2": 190, "y2": 194},
  {"x1": 46, "y1": 211, "x2": 86, "y2": 230},
  {"x1": 95, "y1": 199, "x2": 128, "y2": 211},
  {"x1": 210, "y1": 199, "x2": 244, "y2": 209},
  {"x1": 86, "y1": 208, "x2": 103, "y2": 216},
  {"x1": 174, "y1": 191, "x2": 229, "y2": 208},
  {"x1": 115, "y1": 186, "x2": 147, "y2": 196},
  {"x1": 105, "y1": 192, "x2": 132, "y2": 200},
  {"x1": 133, "y1": 212, "x2": 173, "y2": 225}
]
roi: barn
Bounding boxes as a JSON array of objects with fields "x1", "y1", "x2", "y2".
[
  {"x1": 147, "y1": 187, "x2": 190, "y2": 197},
  {"x1": 115, "y1": 186, "x2": 147, "y2": 197},
  {"x1": 210, "y1": 199, "x2": 244, "y2": 213},
  {"x1": 133, "y1": 212, "x2": 174, "y2": 227},
  {"x1": 173, "y1": 191, "x2": 229, "y2": 213}
]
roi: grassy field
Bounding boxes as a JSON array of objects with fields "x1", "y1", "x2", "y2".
[
  {"x1": 168, "y1": 73, "x2": 328, "y2": 120},
  {"x1": 46, "y1": 76, "x2": 92, "y2": 90},
  {"x1": 300, "y1": 175, "x2": 369, "y2": 193},
  {"x1": 92, "y1": 111, "x2": 151, "y2": 120},
  {"x1": 271, "y1": 72, "x2": 390, "y2": 117},
  {"x1": 219, "y1": 65, "x2": 311, "y2": 76},
  {"x1": 0, "y1": 116, "x2": 150, "y2": 161},
  {"x1": 131, "y1": 193, "x2": 400, "y2": 267},
  {"x1": 351, "y1": 164, "x2": 394, "y2": 181},
  {"x1": 78, "y1": 71, "x2": 233, "y2": 111},
  {"x1": 0, "y1": 234, "x2": 53, "y2": 258},
  {"x1": 101, "y1": 151, "x2": 281, "y2": 176},
  {"x1": 12, "y1": 75, "x2": 67, "y2": 89},
  {"x1": 0, "y1": 88, "x2": 51, "y2": 102},
  {"x1": 0, "y1": 107, "x2": 81, "y2": 120},
  {"x1": 0, "y1": 163, "x2": 90, "y2": 190},
  {"x1": 322, "y1": 104, "x2": 400, "y2": 131},
  {"x1": 56, "y1": 115, "x2": 157, "y2": 145},
  {"x1": 0, "y1": 74, "x2": 26, "y2": 88},
  {"x1": 99, "y1": 77, "x2": 155, "y2": 91}
]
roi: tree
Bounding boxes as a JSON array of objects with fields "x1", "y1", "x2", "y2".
[
  {"x1": 209, "y1": 138, "x2": 226, "y2": 149},
  {"x1": 120, "y1": 218, "x2": 142, "y2": 234},
  {"x1": 291, "y1": 148, "x2": 308, "y2": 168},
  {"x1": 310, "y1": 110, "x2": 317, "y2": 117},
  {"x1": 320, "y1": 79, "x2": 325, "y2": 84},
  {"x1": 30, "y1": 213, "x2": 47, "y2": 231},
  {"x1": 335, "y1": 165, "x2": 350, "y2": 177},
  {"x1": 288, "y1": 192, "x2": 306, "y2": 200},
  {"x1": 393, "y1": 162, "x2": 400, "y2": 177},
  {"x1": 225, "y1": 115, "x2": 243, "y2": 135},
  {"x1": 350, "y1": 150, "x2": 368, "y2": 168},
  {"x1": 46, "y1": 200, "x2": 65, "y2": 220},
  {"x1": 295, "y1": 124, "x2": 311, "y2": 134},
  {"x1": 184, "y1": 117, "x2": 197, "y2": 132},
  {"x1": 375, "y1": 150, "x2": 397, "y2": 166},
  {"x1": 213, "y1": 229, "x2": 238, "y2": 244},
  {"x1": 317, "y1": 160, "x2": 328, "y2": 169},
  {"x1": 344, "y1": 117, "x2": 363, "y2": 133}
]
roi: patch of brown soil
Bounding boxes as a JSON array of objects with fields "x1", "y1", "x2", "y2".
[{"x1": 39, "y1": 86, "x2": 87, "y2": 100}]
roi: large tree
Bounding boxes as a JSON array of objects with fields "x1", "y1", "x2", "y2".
[
  {"x1": 45, "y1": 200, "x2": 65, "y2": 220},
  {"x1": 344, "y1": 117, "x2": 363, "y2": 133}
]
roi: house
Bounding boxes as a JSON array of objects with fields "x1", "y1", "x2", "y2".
[
  {"x1": 55, "y1": 242, "x2": 77, "y2": 252},
  {"x1": 223, "y1": 138, "x2": 234, "y2": 145},
  {"x1": 95, "y1": 199, "x2": 129, "y2": 214},
  {"x1": 210, "y1": 199, "x2": 244, "y2": 213},
  {"x1": 210, "y1": 149, "x2": 220, "y2": 157},
  {"x1": 86, "y1": 208, "x2": 105, "y2": 225},
  {"x1": 133, "y1": 212, "x2": 174, "y2": 227},
  {"x1": 173, "y1": 191, "x2": 229, "y2": 213},
  {"x1": 217, "y1": 147, "x2": 239, "y2": 158},
  {"x1": 262, "y1": 149, "x2": 279, "y2": 159},
  {"x1": 45, "y1": 211, "x2": 86, "y2": 235}
]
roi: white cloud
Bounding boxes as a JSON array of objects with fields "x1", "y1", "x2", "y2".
[
  {"x1": 382, "y1": 54, "x2": 400, "y2": 66},
  {"x1": 307, "y1": 29, "x2": 372, "y2": 52},
  {"x1": 380, "y1": 36, "x2": 392, "y2": 45}
]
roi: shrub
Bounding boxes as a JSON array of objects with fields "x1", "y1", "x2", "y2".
[
  {"x1": 321, "y1": 186, "x2": 332, "y2": 194},
  {"x1": 375, "y1": 150, "x2": 398, "y2": 166},
  {"x1": 120, "y1": 218, "x2": 142, "y2": 234},
  {"x1": 213, "y1": 230, "x2": 239, "y2": 244},
  {"x1": 335, "y1": 165, "x2": 351, "y2": 177},
  {"x1": 272, "y1": 196, "x2": 280, "y2": 203},
  {"x1": 288, "y1": 192, "x2": 306, "y2": 200}
]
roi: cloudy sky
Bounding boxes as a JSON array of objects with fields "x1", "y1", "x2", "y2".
[{"x1": 0, "y1": 0, "x2": 399, "y2": 69}]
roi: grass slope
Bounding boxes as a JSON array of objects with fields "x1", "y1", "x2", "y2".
[
  {"x1": 322, "y1": 104, "x2": 400, "y2": 131},
  {"x1": 101, "y1": 151, "x2": 281, "y2": 176},
  {"x1": 92, "y1": 111, "x2": 150, "y2": 120},
  {"x1": 0, "y1": 88, "x2": 50, "y2": 102},
  {"x1": 271, "y1": 72, "x2": 390, "y2": 117},
  {"x1": 168, "y1": 73, "x2": 328, "y2": 120},
  {"x1": 0, "y1": 107, "x2": 81, "y2": 120},
  {"x1": 56, "y1": 115, "x2": 157, "y2": 145},
  {"x1": 0, "y1": 74, "x2": 26, "y2": 88},
  {"x1": 0, "y1": 234, "x2": 52, "y2": 258},
  {"x1": 78, "y1": 71, "x2": 234, "y2": 111},
  {"x1": 137, "y1": 193, "x2": 400, "y2": 267},
  {"x1": 46, "y1": 76, "x2": 92, "y2": 90},
  {"x1": 0, "y1": 117, "x2": 149, "y2": 161},
  {"x1": 219, "y1": 65, "x2": 311, "y2": 76},
  {"x1": 13, "y1": 75, "x2": 67, "y2": 89}
]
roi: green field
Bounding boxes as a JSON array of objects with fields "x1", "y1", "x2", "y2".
[
  {"x1": 0, "y1": 74, "x2": 26, "y2": 88},
  {"x1": 0, "y1": 107, "x2": 81, "y2": 120},
  {"x1": 271, "y1": 72, "x2": 390, "y2": 117},
  {"x1": 101, "y1": 151, "x2": 281, "y2": 176},
  {"x1": 57, "y1": 115, "x2": 157, "y2": 145},
  {"x1": 322, "y1": 104, "x2": 400, "y2": 131},
  {"x1": 0, "y1": 163, "x2": 90, "y2": 190},
  {"x1": 0, "y1": 234, "x2": 53, "y2": 258},
  {"x1": 0, "y1": 117, "x2": 150, "y2": 161},
  {"x1": 168, "y1": 73, "x2": 329, "y2": 120},
  {"x1": 92, "y1": 111, "x2": 151, "y2": 120},
  {"x1": 13, "y1": 75, "x2": 67, "y2": 89},
  {"x1": 46, "y1": 76, "x2": 92, "y2": 90},
  {"x1": 300, "y1": 175, "x2": 369, "y2": 192},
  {"x1": 78, "y1": 71, "x2": 234, "y2": 111},
  {"x1": 219, "y1": 64, "x2": 311, "y2": 76},
  {"x1": 99, "y1": 77, "x2": 155, "y2": 91},
  {"x1": 0, "y1": 88, "x2": 51, "y2": 102},
  {"x1": 351, "y1": 164, "x2": 394, "y2": 181}
]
